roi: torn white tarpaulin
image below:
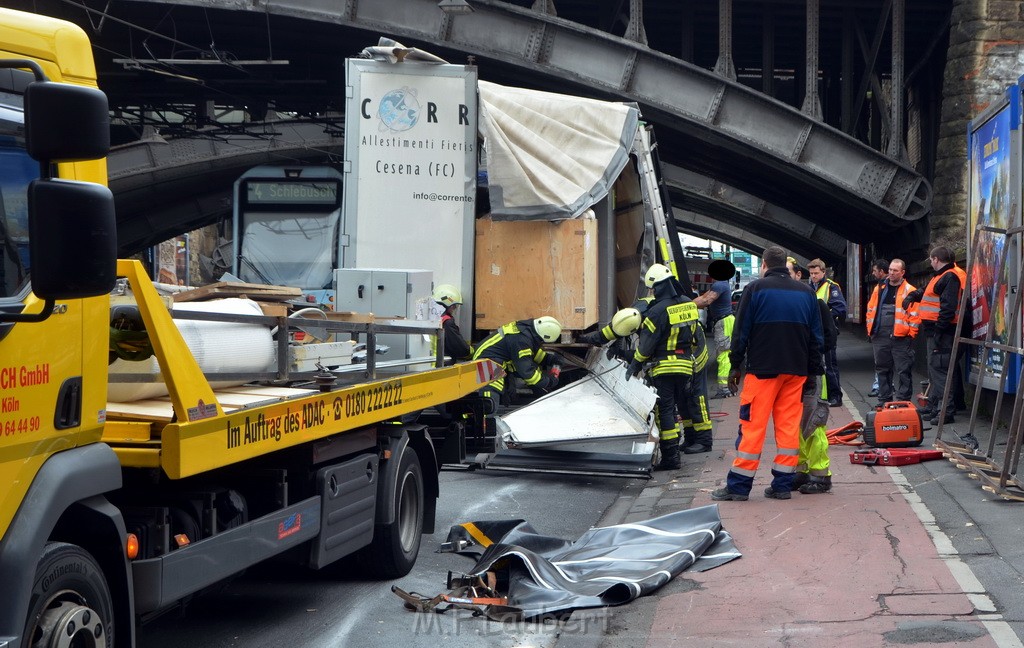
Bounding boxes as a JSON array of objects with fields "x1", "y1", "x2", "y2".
[
  {"x1": 478, "y1": 80, "x2": 640, "y2": 220},
  {"x1": 433, "y1": 506, "x2": 741, "y2": 619}
]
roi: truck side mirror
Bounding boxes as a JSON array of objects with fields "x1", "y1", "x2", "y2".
[
  {"x1": 24, "y1": 80, "x2": 110, "y2": 161},
  {"x1": 29, "y1": 178, "x2": 116, "y2": 299}
]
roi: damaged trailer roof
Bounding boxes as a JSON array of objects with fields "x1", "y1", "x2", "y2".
[{"x1": 484, "y1": 351, "x2": 658, "y2": 477}]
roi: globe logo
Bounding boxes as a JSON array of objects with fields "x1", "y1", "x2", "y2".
[{"x1": 378, "y1": 87, "x2": 420, "y2": 132}]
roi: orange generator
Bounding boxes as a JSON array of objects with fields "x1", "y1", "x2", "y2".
[{"x1": 864, "y1": 401, "x2": 924, "y2": 447}]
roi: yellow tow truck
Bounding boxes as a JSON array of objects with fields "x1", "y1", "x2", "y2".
[{"x1": 0, "y1": 8, "x2": 501, "y2": 648}]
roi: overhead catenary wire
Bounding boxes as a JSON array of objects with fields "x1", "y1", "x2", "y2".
[{"x1": 59, "y1": 0, "x2": 335, "y2": 139}]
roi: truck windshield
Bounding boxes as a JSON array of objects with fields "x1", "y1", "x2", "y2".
[{"x1": 0, "y1": 92, "x2": 35, "y2": 298}]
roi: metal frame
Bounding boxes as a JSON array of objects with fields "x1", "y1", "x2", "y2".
[
  {"x1": 109, "y1": 308, "x2": 447, "y2": 385},
  {"x1": 936, "y1": 224, "x2": 1024, "y2": 501},
  {"x1": 118, "y1": 0, "x2": 932, "y2": 235}
]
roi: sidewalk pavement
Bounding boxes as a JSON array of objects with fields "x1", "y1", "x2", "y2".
[{"x1": 585, "y1": 331, "x2": 1024, "y2": 648}]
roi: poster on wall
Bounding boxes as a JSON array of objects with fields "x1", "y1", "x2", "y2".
[{"x1": 966, "y1": 90, "x2": 1020, "y2": 392}]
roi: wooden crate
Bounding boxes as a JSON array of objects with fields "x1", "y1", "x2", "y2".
[{"x1": 475, "y1": 216, "x2": 598, "y2": 331}]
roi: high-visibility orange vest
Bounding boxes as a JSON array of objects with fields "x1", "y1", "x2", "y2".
[
  {"x1": 865, "y1": 280, "x2": 920, "y2": 338},
  {"x1": 919, "y1": 265, "x2": 966, "y2": 323}
]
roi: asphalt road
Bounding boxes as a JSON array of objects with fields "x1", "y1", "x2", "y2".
[{"x1": 137, "y1": 467, "x2": 631, "y2": 648}]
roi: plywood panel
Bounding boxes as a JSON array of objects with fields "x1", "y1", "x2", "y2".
[{"x1": 475, "y1": 216, "x2": 598, "y2": 331}]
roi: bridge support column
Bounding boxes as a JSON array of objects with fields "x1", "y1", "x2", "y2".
[{"x1": 934, "y1": 0, "x2": 1024, "y2": 251}]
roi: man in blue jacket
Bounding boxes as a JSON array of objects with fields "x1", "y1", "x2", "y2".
[{"x1": 712, "y1": 246, "x2": 824, "y2": 501}]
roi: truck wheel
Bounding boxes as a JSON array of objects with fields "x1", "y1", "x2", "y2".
[
  {"x1": 25, "y1": 542, "x2": 114, "y2": 648},
  {"x1": 369, "y1": 447, "x2": 424, "y2": 579}
]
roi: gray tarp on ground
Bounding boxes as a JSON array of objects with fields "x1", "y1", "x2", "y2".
[
  {"x1": 442, "y1": 505, "x2": 740, "y2": 618},
  {"x1": 478, "y1": 80, "x2": 640, "y2": 221}
]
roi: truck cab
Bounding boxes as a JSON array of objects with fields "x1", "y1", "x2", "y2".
[{"x1": 0, "y1": 10, "x2": 501, "y2": 648}]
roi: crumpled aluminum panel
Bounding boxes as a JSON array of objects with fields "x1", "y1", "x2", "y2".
[{"x1": 501, "y1": 350, "x2": 656, "y2": 447}]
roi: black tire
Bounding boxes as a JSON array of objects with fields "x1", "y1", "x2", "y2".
[
  {"x1": 367, "y1": 447, "x2": 424, "y2": 579},
  {"x1": 24, "y1": 542, "x2": 114, "y2": 648}
]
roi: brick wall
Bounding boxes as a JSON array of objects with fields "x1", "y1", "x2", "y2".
[{"x1": 934, "y1": 0, "x2": 1024, "y2": 254}]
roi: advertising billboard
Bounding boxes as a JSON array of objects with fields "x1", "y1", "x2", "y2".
[{"x1": 966, "y1": 90, "x2": 1021, "y2": 392}]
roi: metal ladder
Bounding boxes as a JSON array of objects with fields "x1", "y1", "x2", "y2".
[{"x1": 632, "y1": 124, "x2": 694, "y2": 296}]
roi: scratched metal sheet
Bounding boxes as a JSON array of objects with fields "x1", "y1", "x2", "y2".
[{"x1": 502, "y1": 350, "x2": 657, "y2": 447}]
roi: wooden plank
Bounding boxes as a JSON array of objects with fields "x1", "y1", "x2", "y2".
[
  {"x1": 256, "y1": 301, "x2": 289, "y2": 317},
  {"x1": 215, "y1": 392, "x2": 288, "y2": 409},
  {"x1": 475, "y1": 216, "x2": 598, "y2": 330},
  {"x1": 107, "y1": 386, "x2": 318, "y2": 423},
  {"x1": 217, "y1": 386, "x2": 318, "y2": 398},
  {"x1": 106, "y1": 399, "x2": 175, "y2": 422},
  {"x1": 173, "y1": 281, "x2": 302, "y2": 303},
  {"x1": 324, "y1": 311, "x2": 376, "y2": 324}
]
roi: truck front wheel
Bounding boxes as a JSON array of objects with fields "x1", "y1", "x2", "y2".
[
  {"x1": 368, "y1": 447, "x2": 424, "y2": 578},
  {"x1": 25, "y1": 542, "x2": 114, "y2": 648}
]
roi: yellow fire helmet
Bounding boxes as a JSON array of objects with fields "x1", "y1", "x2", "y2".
[
  {"x1": 644, "y1": 263, "x2": 674, "y2": 288},
  {"x1": 533, "y1": 316, "x2": 562, "y2": 343},
  {"x1": 432, "y1": 283, "x2": 462, "y2": 307},
  {"x1": 610, "y1": 307, "x2": 642, "y2": 337}
]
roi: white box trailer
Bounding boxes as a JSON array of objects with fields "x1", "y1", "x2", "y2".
[{"x1": 342, "y1": 57, "x2": 478, "y2": 335}]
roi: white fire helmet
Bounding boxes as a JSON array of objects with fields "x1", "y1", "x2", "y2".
[
  {"x1": 610, "y1": 307, "x2": 642, "y2": 337},
  {"x1": 644, "y1": 263, "x2": 674, "y2": 288},
  {"x1": 432, "y1": 284, "x2": 462, "y2": 308},
  {"x1": 533, "y1": 316, "x2": 562, "y2": 343}
]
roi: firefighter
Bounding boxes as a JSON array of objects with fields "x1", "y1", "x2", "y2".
[
  {"x1": 627, "y1": 263, "x2": 712, "y2": 470},
  {"x1": 576, "y1": 307, "x2": 642, "y2": 360},
  {"x1": 471, "y1": 315, "x2": 563, "y2": 414},
  {"x1": 432, "y1": 284, "x2": 472, "y2": 364}
]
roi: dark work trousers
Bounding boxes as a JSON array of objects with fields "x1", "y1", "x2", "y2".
[
  {"x1": 927, "y1": 331, "x2": 958, "y2": 417},
  {"x1": 872, "y1": 335, "x2": 916, "y2": 402},
  {"x1": 651, "y1": 373, "x2": 700, "y2": 442},
  {"x1": 680, "y1": 365, "x2": 713, "y2": 447},
  {"x1": 824, "y1": 347, "x2": 841, "y2": 400}
]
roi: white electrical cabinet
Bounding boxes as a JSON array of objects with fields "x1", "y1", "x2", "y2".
[{"x1": 333, "y1": 268, "x2": 433, "y2": 360}]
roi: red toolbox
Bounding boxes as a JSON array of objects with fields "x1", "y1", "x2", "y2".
[
  {"x1": 864, "y1": 401, "x2": 924, "y2": 447},
  {"x1": 850, "y1": 448, "x2": 944, "y2": 466}
]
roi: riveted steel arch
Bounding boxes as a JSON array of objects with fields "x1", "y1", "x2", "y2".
[
  {"x1": 661, "y1": 164, "x2": 847, "y2": 262},
  {"x1": 127, "y1": 0, "x2": 932, "y2": 238},
  {"x1": 672, "y1": 210, "x2": 778, "y2": 260}
]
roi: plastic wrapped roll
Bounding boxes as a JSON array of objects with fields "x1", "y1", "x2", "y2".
[{"x1": 107, "y1": 298, "x2": 276, "y2": 403}]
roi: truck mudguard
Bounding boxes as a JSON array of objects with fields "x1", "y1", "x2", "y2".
[
  {"x1": 0, "y1": 443, "x2": 127, "y2": 647},
  {"x1": 377, "y1": 425, "x2": 439, "y2": 533}
]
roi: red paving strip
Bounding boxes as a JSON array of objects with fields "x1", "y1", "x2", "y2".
[{"x1": 647, "y1": 395, "x2": 999, "y2": 647}]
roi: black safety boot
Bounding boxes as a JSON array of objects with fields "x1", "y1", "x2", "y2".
[
  {"x1": 683, "y1": 430, "x2": 713, "y2": 454},
  {"x1": 654, "y1": 440, "x2": 681, "y2": 471},
  {"x1": 680, "y1": 426, "x2": 698, "y2": 452},
  {"x1": 764, "y1": 486, "x2": 792, "y2": 500},
  {"x1": 791, "y1": 472, "x2": 810, "y2": 491},
  {"x1": 798, "y1": 475, "x2": 832, "y2": 494},
  {"x1": 930, "y1": 412, "x2": 954, "y2": 426},
  {"x1": 711, "y1": 488, "x2": 748, "y2": 501}
]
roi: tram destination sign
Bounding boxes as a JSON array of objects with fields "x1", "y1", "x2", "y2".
[{"x1": 245, "y1": 180, "x2": 340, "y2": 206}]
